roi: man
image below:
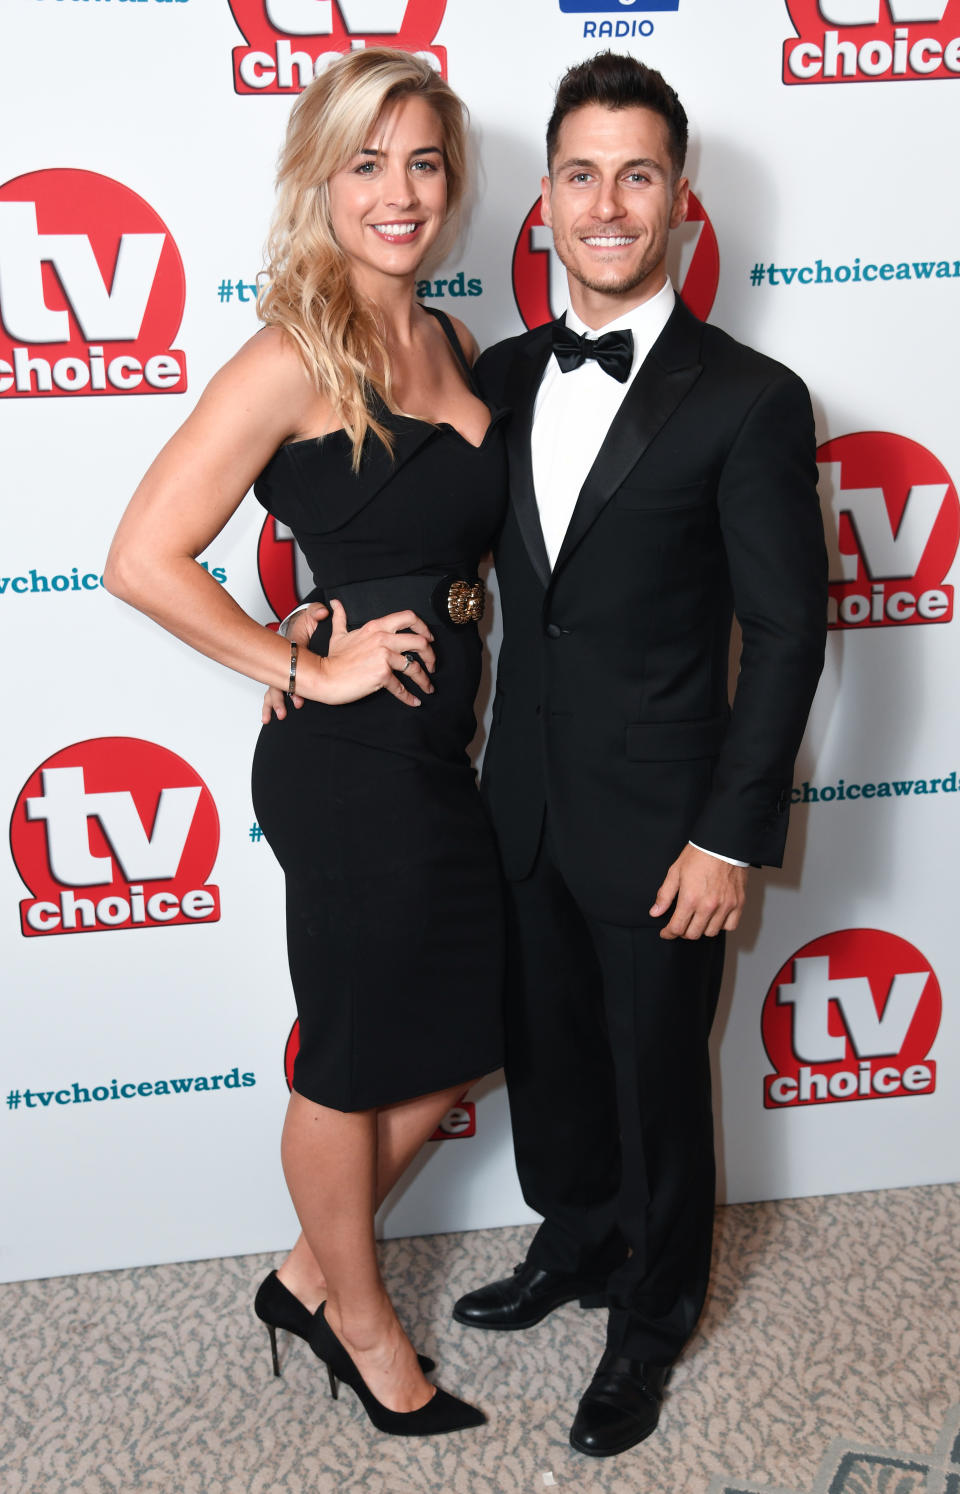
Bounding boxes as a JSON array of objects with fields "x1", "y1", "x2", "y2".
[{"x1": 451, "y1": 53, "x2": 827, "y2": 1457}]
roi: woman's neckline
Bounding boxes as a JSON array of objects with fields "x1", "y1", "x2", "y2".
[
  {"x1": 280, "y1": 402, "x2": 505, "y2": 455},
  {"x1": 281, "y1": 302, "x2": 492, "y2": 451}
]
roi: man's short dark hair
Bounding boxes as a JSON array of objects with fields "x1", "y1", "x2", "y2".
[{"x1": 546, "y1": 52, "x2": 688, "y2": 178}]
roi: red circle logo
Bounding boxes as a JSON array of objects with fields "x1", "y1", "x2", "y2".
[
  {"x1": 511, "y1": 189, "x2": 719, "y2": 331},
  {"x1": 0, "y1": 169, "x2": 186, "y2": 399},
  {"x1": 818, "y1": 430, "x2": 959, "y2": 629},
  {"x1": 258, "y1": 514, "x2": 314, "y2": 625},
  {"x1": 762, "y1": 928, "x2": 940, "y2": 1108},
  {"x1": 10, "y1": 738, "x2": 220, "y2": 937}
]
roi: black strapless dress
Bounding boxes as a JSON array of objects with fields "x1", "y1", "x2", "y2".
[{"x1": 251, "y1": 310, "x2": 507, "y2": 1111}]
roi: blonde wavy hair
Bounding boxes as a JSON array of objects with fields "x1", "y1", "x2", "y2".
[{"x1": 258, "y1": 49, "x2": 469, "y2": 469}]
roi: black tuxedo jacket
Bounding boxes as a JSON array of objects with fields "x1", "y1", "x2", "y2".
[{"x1": 476, "y1": 298, "x2": 828, "y2": 927}]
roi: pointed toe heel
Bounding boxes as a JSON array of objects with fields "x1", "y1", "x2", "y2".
[{"x1": 310, "y1": 1304, "x2": 484, "y2": 1437}]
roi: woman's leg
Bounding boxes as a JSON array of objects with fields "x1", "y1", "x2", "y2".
[
  {"x1": 277, "y1": 1082, "x2": 473, "y2": 1411},
  {"x1": 277, "y1": 1083, "x2": 473, "y2": 1309}
]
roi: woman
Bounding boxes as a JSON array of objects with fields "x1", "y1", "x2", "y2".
[{"x1": 105, "y1": 49, "x2": 506, "y2": 1436}]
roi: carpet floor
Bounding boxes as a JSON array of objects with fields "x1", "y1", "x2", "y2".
[{"x1": 2, "y1": 1183, "x2": 958, "y2": 1494}]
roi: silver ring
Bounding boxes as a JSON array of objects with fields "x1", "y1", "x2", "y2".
[{"x1": 400, "y1": 656, "x2": 413, "y2": 673}]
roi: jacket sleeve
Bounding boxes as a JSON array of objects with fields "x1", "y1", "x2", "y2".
[{"x1": 689, "y1": 369, "x2": 828, "y2": 866}]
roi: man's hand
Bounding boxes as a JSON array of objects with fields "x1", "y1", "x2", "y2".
[
  {"x1": 650, "y1": 845, "x2": 748, "y2": 940},
  {"x1": 261, "y1": 603, "x2": 328, "y2": 722}
]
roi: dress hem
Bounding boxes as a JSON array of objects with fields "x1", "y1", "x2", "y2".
[{"x1": 290, "y1": 1057, "x2": 504, "y2": 1114}]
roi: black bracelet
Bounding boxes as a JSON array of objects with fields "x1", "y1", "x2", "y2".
[{"x1": 287, "y1": 641, "x2": 298, "y2": 695}]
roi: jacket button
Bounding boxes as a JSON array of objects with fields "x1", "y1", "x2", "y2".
[{"x1": 545, "y1": 622, "x2": 562, "y2": 639}]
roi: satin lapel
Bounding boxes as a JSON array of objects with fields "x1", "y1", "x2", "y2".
[
  {"x1": 551, "y1": 300, "x2": 704, "y2": 579},
  {"x1": 503, "y1": 325, "x2": 555, "y2": 589}
]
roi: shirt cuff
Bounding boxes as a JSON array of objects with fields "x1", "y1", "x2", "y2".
[
  {"x1": 276, "y1": 606, "x2": 303, "y2": 638},
  {"x1": 688, "y1": 841, "x2": 749, "y2": 869}
]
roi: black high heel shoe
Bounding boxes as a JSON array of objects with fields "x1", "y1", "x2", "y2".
[
  {"x1": 254, "y1": 1271, "x2": 435, "y2": 1378},
  {"x1": 310, "y1": 1302, "x2": 486, "y2": 1436}
]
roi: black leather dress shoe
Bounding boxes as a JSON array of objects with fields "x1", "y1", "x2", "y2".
[
  {"x1": 452, "y1": 1261, "x2": 608, "y2": 1330},
  {"x1": 569, "y1": 1354, "x2": 671, "y2": 1457}
]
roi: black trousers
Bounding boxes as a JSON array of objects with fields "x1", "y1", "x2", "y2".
[{"x1": 503, "y1": 823, "x2": 725, "y2": 1365}]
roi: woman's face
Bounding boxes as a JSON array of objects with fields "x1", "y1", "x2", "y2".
[{"x1": 328, "y1": 94, "x2": 448, "y2": 292}]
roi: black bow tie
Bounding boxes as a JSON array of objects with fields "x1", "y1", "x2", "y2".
[{"x1": 551, "y1": 323, "x2": 634, "y2": 383}]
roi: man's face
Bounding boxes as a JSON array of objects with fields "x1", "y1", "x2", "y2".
[{"x1": 541, "y1": 103, "x2": 688, "y2": 311}]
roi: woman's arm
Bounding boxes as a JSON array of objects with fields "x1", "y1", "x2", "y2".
[
  {"x1": 104, "y1": 328, "x2": 318, "y2": 693},
  {"x1": 105, "y1": 328, "x2": 436, "y2": 707}
]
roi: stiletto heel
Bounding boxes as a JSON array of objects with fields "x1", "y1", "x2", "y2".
[
  {"x1": 326, "y1": 1363, "x2": 339, "y2": 1400},
  {"x1": 266, "y1": 1321, "x2": 281, "y2": 1378},
  {"x1": 254, "y1": 1270, "x2": 436, "y2": 1380},
  {"x1": 309, "y1": 1303, "x2": 485, "y2": 1437}
]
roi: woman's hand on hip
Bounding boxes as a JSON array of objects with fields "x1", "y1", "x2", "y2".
[
  {"x1": 317, "y1": 600, "x2": 436, "y2": 706},
  {"x1": 273, "y1": 600, "x2": 437, "y2": 713}
]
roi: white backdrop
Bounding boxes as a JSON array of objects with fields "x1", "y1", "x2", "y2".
[{"x1": 2, "y1": 0, "x2": 958, "y2": 1284}]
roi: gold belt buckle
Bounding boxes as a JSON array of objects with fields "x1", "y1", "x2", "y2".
[{"x1": 447, "y1": 579, "x2": 485, "y2": 625}]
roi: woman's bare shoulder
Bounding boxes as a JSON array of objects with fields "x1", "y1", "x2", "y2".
[
  {"x1": 230, "y1": 325, "x2": 312, "y2": 394},
  {"x1": 196, "y1": 325, "x2": 326, "y2": 443}
]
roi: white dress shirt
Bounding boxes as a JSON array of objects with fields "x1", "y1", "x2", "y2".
[
  {"x1": 530, "y1": 280, "x2": 747, "y2": 871},
  {"x1": 532, "y1": 280, "x2": 676, "y2": 570}
]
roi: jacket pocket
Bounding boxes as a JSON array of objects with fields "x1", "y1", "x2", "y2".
[
  {"x1": 625, "y1": 713, "x2": 729, "y2": 761},
  {"x1": 615, "y1": 481, "x2": 710, "y2": 512}
]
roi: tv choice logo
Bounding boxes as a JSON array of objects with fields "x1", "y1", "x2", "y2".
[
  {"x1": 818, "y1": 431, "x2": 959, "y2": 630},
  {"x1": 11, "y1": 738, "x2": 220, "y2": 938},
  {"x1": 282, "y1": 1020, "x2": 476, "y2": 1136},
  {"x1": 511, "y1": 190, "x2": 719, "y2": 331},
  {"x1": 763, "y1": 929, "x2": 940, "y2": 1109},
  {"x1": 0, "y1": 170, "x2": 186, "y2": 400},
  {"x1": 784, "y1": 0, "x2": 960, "y2": 83},
  {"x1": 229, "y1": 0, "x2": 448, "y2": 92}
]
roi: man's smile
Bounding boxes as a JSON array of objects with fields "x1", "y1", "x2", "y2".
[{"x1": 580, "y1": 234, "x2": 639, "y2": 248}]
